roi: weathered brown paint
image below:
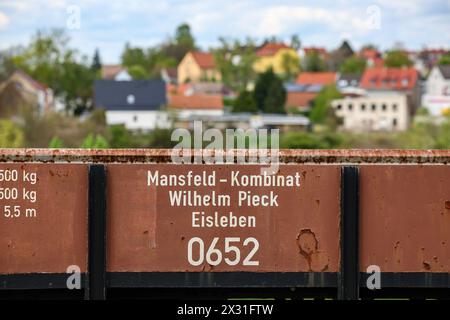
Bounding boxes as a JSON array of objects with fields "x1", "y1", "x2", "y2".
[
  {"x1": 0, "y1": 164, "x2": 88, "y2": 274},
  {"x1": 107, "y1": 164, "x2": 340, "y2": 272},
  {"x1": 0, "y1": 149, "x2": 449, "y2": 276},
  {"x1": 360, "y1": 165, "x2": 450, "y2": 272}
]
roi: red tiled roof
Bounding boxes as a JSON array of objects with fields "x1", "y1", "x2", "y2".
[
  {"x1": 101, "y1": 65, "x2": 125, "y2": 80},
  {"x1": 359, "y1": 49, "x2": 384, "y2": 67},
  {"x1": 303, "y1": 47, "x2": 327, "y2": 56},
  {"x1": 421, "y1": 49, "x2": 448, "y2": 55},
  {"x1": 360, "y1": 49, "x2": 380, "y2": 60},
  {"x1": 166, "y1": 83, "x2": 191, "y2": 95},
  {"x1": 256, "y1": 43, "x2": 291, "y2": 57},
  {"x1": 14, "y1": 70, "x2": 48, "y2": 91},
  {"x1": 285, "y1": 92, "x2": 318, "y2": 108},
  {"x1": 190, "y1": 51, "x2": 216, "y2": 69},
  {"x1": 169, "y1": 94, "x2": 223, "y2": 110},
  {"x1": 296, "y1": 72, "x2": 337, "y2": 85},
  {"x1": 360, "y1": 67, "x2": 418, "y2": 91}
]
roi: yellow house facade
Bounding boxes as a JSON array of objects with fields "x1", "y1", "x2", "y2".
[
  {"x1": 253, "y1": 43, "x2": 300, "y2": 75},
  {"x1": 177, "y1": 51, "x2": 221, "y2": 84}
]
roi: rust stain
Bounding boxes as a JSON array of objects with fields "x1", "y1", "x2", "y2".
[
  {"x1": 445, "y1": 201, "x2": 450, "y2": 210},
  {"x1": 296, "y1": 229, "x2": 329, "y2": 271}
]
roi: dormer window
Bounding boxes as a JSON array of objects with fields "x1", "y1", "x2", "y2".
[{"x1": 127, "y1": 94, "x2": 135, "y2": 105}]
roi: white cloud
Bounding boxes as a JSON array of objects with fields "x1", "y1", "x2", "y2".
[
  {"x1": 0, "y1": 0, "x2": 449, "y2": 63},
  {"x1": 0, "y1": 10, "x2": 9, "y2": 29}
]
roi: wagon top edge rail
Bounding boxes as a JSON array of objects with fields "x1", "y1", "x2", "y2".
[{"x1": 0, "y1": 148, "x2": 449, "y2": 164}]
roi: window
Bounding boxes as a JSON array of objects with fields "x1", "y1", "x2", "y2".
[
  {"x1": 393, "y1": 118, "x2": 397, "y2": 127},
  {"x1": 127, "y1": 94, "x2": 135, "y2": 105},
  {"x1": 382, "y1": 104, "x2": 387, "y2": 111},
  {"x1": 392, "y1": 103, "x2": 398, "y2": 111},
  {"x1": 336, "y1": 104, "x2": 342, "y2": 110},
  {"x1": 371, "y1": 104, "x2": 376, "y2": 111},
  {"x1": 348, "y1": 103, "x2": 353, "y2": 111},
  {"x1": 361, "y1": 104, "x2": 366, "y2": 111},
  {"x1": 133, "y1": 115, "x2": 138, "y2": 122}
]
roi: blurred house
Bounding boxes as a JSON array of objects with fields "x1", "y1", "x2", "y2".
[
  {"x1": 328, "y1": 40, "x2": 354, "y2": 71},
  {"x1": 177, "y1": 51, "x2": 221, "y2": 83},
  {"x1": 160, "y1": 67, "x2": 178, "y2": 84},
  {"x1": 360, "y1": 66, "x2": 420, "y2": 112},
  {"x1": 415, "y1": 49, "x2": 449, "y2": 76},
  {"x1": 169, "y1": 94, "x2": 224, "y2": 124},
  {"x1": 332, "y1": 94, "x2": 410, "y2": 131},
  {"x1": 184, "y1": 113, "x2": 310, "y2": 132},
  {"x1": 0, "y1": 70, "x2": 56, "y2": 117},
  {"x1": 101, "y1": 65, "x2": 132, "y2": 80},
  {"x1": 359, "y1": 48, "x2": 383, "y2": 68},
  {"x1": 300, "y1": 47, "x2": 328, "y2": 60},
  {"x1": 253, "y1": 43, "x2": 299, "y2": 75},
  {"x1": 285, "y1": 72, "x2": 337, "y2": 112},
  {"x1": 94, "y1": 79, "x2": 170, "y2": 130},
  {"x1": 296, "y1": 71, "x2": 337, "y2": 86},
  {"x1": 422, "y1": 65, "x2": 450, "y2": 115},
  {"x1": 336, "y1": 74, "x2": 365, "y2": 96},
  {"x1": 182, "y1": 82, "x2": 234, "y2": 97},
  {"x1": 285, "y1": 83, "x2": 322, "y2": 112}
]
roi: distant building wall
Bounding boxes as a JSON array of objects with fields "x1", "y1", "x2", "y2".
[
  {"x1": 332, "y1": 94, "x2": 410, "y2": 131},
  {"x1": 106, "y1": 111, "x2": 171, "y2": 130},
  {"x1": 253, "y1": 48, "x2": 299, "y2": 75},
  {"x1": 177, "y1": 52, "x2": 221, "y2": 84}
]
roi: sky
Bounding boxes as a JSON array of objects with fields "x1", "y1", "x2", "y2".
[{"x1": 0, "y1": 0, "x2": 449, "y2": 63}]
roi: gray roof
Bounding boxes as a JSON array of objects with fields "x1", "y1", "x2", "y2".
[
  {"x1": 94, "y1": 79, "x2": 166, "y2": 111},
  {"x1": 259, "y1": 114, "x2": 310, "y2": 126},
  {"x1": 337, "y1": 74, "x2": 361, "y2": 87},
  {"x1": 438, "y1": 65, "x2": 450, "y2": 79},
  {"x1": 284, "y1": 83, "x2": 323, "y2": 93}
]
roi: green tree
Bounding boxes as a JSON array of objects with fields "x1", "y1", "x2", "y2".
[
  {"x1": 303, "y1": 52, "x2": 326, "y2": 72},
  {"x1": 435, "y1": 116, "x2": 450, "y2": 148},
  {"x1": 340, "y1": 55, "x2": 367, "y2": 74},
  {"x1": 290, "y1": 34, "x2": 301, "y2": 51},
  {"x1": 48, "y1": 136, "x2": 63, "y2": 148},
  {"x1": 232, "y1": 90, "x2": 258, "y2": 113},
  {"x1": 213, "y1": 38, "x2": 257, "y2": 91},
  {"x1": 438, "y1": 54, "x2": 450, "y2": 65},
  {"x1": 309, "y1": 84, "x2": 342, "y2": 124},
  {"x1": 174, "y1": 23, "x2": 195, "y2": 49},
  {"x1": 91, "y1": 48, "x2": 102, "y2": 72},
  {"x1": 384, "y1": 50, "x2": 413, "y2": 67},
  {"x1": 109, "y1": 124, "x2": 133, "y2": 148},
  {"x1": 0, "y1": 119, "x2": 24, "y2": 147},
  {"x1": 7, "y1": 29, "x2": 96, "y2": 114},
  {"x1": 147, "y1": 128, "x2": 176, "y2": 148},
  {"x1": 128, "y1": 65, "x2": 148, "y2": 79},
  {"x1": 60, "y1": 57, "x2": 95, "y2": 115},
  {"x1": 253, "y1": 68, "x2": 286, "y2": 114},
  {"x1": 81, "y1": 133, "x2": 109, "y2": 148},
  {"x1": 121, "y1": 43, "x2": 147, "y2": 68},
  {"x1": 281, "y1": 52, "x2": 300, "y2": 80}
]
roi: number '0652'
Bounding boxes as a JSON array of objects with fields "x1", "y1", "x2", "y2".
[{"x1": 187, "y1": 237, "x2": 259, "y2": 267}]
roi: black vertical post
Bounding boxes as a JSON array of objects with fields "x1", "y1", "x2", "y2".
[
  {"x1": 338, "y1": 166, "x2": 359, "y2": 300},
  {"x1": 87, "y1": 164, "x2": 107, "y2": 300}
]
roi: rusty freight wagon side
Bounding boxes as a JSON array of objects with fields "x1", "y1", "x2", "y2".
[{"x1": 0, "y1": 149, "x2": 449, "y2": 299}]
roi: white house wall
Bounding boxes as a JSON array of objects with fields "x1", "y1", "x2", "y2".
[
  {"x1": 106, "y1": 111, "x2": 171, "y2": 130},
  {"x1": 332, "y1": 94, "x2": 410, "y2": 131}
]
